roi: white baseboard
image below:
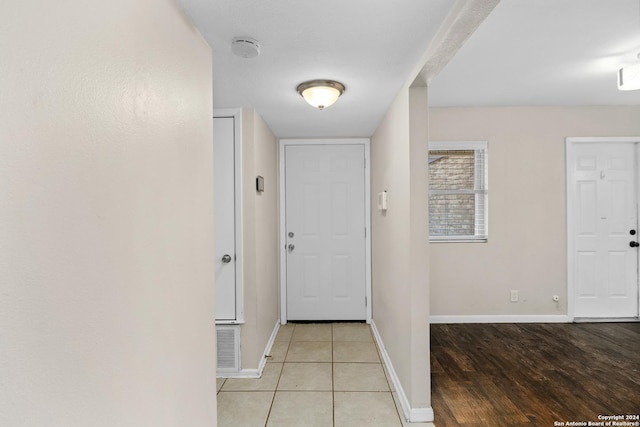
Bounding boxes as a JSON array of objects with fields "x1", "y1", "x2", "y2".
[
  {"x1": 574, "y1": 317, "x2": 639, "y2": 323},
  {"x1": 217, "y1": 320, "x2": 280, "y2": 379},
  {"x1": 370, "y1": 321, "x2": 434, "y2": 423},
  {"x1": 430, "y1": 315, "x2": 572, "y2": 324},
  {"x1": 220, "y1": 369, "x2": 259, "y2": 379},
  {"x1": 410, "y1": 407, "x2": 436, "y2": 423},
  {"x1": 258, "y1": 320, "x2": 281, "y2": 374}
]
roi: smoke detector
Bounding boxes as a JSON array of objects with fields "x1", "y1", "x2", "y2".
[{"x1": 231, "y1": 37, "x2": 260, "y2": 59}]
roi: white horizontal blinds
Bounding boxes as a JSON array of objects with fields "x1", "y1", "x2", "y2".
[{"x1": 428, "y1": 142, "x2": 488, "y2": 241}]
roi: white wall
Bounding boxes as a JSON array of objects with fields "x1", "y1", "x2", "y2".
[
  {"x1": 240, "y1": 109, "x2": 279, "y2": 369},
  {"x1": 371, "y1": 85, "x2": 431, "y2": 418},
  {"x1": 429, "y1": 106, "x2": 640, "y2": 318},
  {"x1": 0, "y1": 1, "x2": 216, "y2": 426}
]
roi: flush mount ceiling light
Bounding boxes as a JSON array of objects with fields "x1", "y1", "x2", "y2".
[{"x1": 296, "y1": 80, "x2": 345, "y2": 110}]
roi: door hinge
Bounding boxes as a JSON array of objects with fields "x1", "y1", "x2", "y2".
[
  {"x1": 365, "y1": 296, "x2": 368, "y2": 307},
  {"x1": 365, "y1": 227, "x2": 367, "y2": 238}
]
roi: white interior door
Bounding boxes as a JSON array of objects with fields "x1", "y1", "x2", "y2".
[
  {"x1": 284, "y1": 144, "x2": 366, "y2": 321},
  {"x1": 569, "y1": 140, "x2": 639, "y2": 318},
  {"x1": 214, "y1": 116, "x2": 236, "y2": 320}
]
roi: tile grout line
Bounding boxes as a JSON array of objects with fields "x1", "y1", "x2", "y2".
[
  {"x1": 332, "y1": 323, "x2": 336, "y2": 427},
  {"x1": 217, "y1": 378, "x2": 226, "y2": 395},
  {"x1": 262, "y1": 323, "x2": 293, "y2": 427}
]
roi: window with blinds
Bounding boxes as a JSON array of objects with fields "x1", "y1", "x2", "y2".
[{"x1": 428, "y1": 141, "x2": 488, "y2": 241}]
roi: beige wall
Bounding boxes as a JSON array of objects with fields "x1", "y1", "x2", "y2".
[
  {"x1": 408, "y1": 87, "x2": 431, "y2": 407},
  {"x1": 0, "y1": 1, "x2": 216, "y2": 426},
  {"x1": 371, "y1": 85, "x2": 431, "y2": 414},
  {"x1": 429, "y1": 106, "x2": 640, "y2": 317},
  {"x1": 240, "y1": 109, "x2": 279, "y2": 369}
]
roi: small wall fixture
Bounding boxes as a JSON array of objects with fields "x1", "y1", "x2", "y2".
[
  {"x1": 617, "y1": 1, "x2": 640, "y2": 91},
  {"x1": 256, "y1": 175, "x2": 264, "y2": 193},
  {"x1": 618, "y1": 61, "x2": 640, "y2": 91},
  {"x1": 296, "y1": 80, "x2": 345, "y2": 110}
]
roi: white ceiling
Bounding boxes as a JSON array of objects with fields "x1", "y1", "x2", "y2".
[
  {"x1": 429, "y1": 0, "x2": 640, "y2": 107},
  {"x1": 178, "y1": 0, "x2": 640, "y2": 138}
]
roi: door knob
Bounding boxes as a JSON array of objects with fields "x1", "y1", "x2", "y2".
[
  {"x1": 630, "y1": 241, "x2": 639, "y2": 248},
  {"x1": 222, "y1": 254, "x2": 232, "y2": 263},
  {"x1": 631, "y1": 229, "x2": 637, "y2": 236},
  {"x1": 288, "y1": 244, "x2": 295, "y2": 252}
]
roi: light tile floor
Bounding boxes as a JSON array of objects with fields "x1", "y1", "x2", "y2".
[{"x1": 216, "y1": 323, "x2": 435, "y2": 427}]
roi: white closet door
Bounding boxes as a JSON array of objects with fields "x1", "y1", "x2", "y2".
[{"x1": 214, "y1": 116, "x2": 236, "y2": 320}]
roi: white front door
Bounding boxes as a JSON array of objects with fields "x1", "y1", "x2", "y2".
[
  {"x1": 569, "y1": 139, "x2": 639, "y2": 318},
  {"x1": 284, "y1": 144, "x2": 367, "y2": 321},
  {"x1": 214, "y1": 116, "x2": 237, "y2": 320}
]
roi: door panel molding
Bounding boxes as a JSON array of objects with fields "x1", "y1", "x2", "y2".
[
  {"x1": 279, "y1": 139, "x2": 371, "y2": 323},
  {"x1": 566, "y1": 136, "x2": 640, "y2": 320}
]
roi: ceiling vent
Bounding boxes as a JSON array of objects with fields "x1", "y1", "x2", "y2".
[{"x1": 231, "y1": 37, "x2": 260, "y2": 59}]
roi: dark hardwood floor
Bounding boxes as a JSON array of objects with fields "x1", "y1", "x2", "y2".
[{"x1": 430, "y1": 323, "x2": 640, "y2": 427}]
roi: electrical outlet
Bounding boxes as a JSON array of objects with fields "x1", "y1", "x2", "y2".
[{"x1": 510, "y1": 290, "x2": 519, "y2": 302}]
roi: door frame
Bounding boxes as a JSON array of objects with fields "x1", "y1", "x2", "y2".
[
  {"x1": 566, "y1": 136, "x2": 640, "y2": 321},
  {"x1": 214, "y1": 108, "x2": 244, "y2": 324},
  {"x1": 279, "y1": 138, "x2": 372, "y2": 324}
]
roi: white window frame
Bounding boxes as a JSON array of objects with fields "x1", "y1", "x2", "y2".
[{"x1": 428, "y1": 141, "x2": 488, "y2": 243}]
